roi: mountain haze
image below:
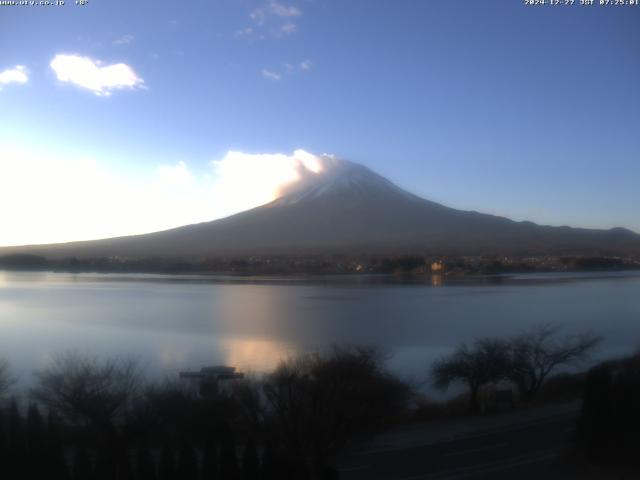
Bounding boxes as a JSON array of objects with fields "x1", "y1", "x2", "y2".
[{"x1": 3, "y1": 158, "x2": 640, "y2": 259}]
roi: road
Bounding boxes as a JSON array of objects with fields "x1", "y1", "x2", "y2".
[{"x1": 339, "y1": 403, "x2": 580, "y2": 480}]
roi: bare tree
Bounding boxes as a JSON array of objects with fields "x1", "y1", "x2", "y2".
[
  {"x1": 31, "y1": 352, "x2": 141, "y2": 433},
  {"x1": 262, "y1": 346, "x2": 410, "y2": 479},
  {"x1": 128, "y1": 377, "x2": 199, "y2": 437},
  {"x1": 0, "y1": 358, "x2": 14, "y2": 398},
  {"x1": 231, "y1": 376, "x2": 268, "y2": 433},
  {"x1": 431, "y1": 339, "x2": 510, "y2": 413},
  {"x1": 507, "y1": 324, "x2": 600, "y2": 402}
]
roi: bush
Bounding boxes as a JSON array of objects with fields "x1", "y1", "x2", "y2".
[
  {"x1": 578, "y1": 353, "x2": 640, "y2": 465},
  {"x1": 262, "y1": 346, "x2": 411, "y2": 477}
]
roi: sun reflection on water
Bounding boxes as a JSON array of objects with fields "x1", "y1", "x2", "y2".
[{"x1": 221, "y1": 337, "x2": 294, "y2": 373}]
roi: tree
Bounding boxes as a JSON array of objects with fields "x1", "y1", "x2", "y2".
[
  {"x1": 45, "y1": 412, "x2": 71, "y2": 480},
  {"x1": 26, "y1": 403, "x2": 45, "y2": 451},
  {"x1": 578, "y1": 353, "x2": 640, "y2": 464},
  {"x1": 202, "y1": 439, "x2": 219, "y2": 479},
  {"x1": 94, "y1": 446, "x2": 116, "y2": 480},
  {"x1": 116, "y1": 447, "x2": 134, "y2": 480},
  {"x1": 136, "y1": 444, "x2": 157, "y2": 480},
  {"x1": 431, "y1": 339, "x2": 510, "y2": 413},
  {"x1": 507, "y1": 325, "x2": 600, "y2": 402},
  {"x1": 31, "y1": 353, "x2": 141, "y2": 435},
  {"x1": 158, "y1": 444, "x2": 177, "y2": 480},
  {"x1": 219, "y1": 423, "x2": 240, "y2": 480},
  {"x1": 262, "y1": 346, "x2": 410, "y2": 478},
  {"x1": 241, "y1": 438, "x2": 259, "y2": 480},
  {"x1": 177, "y1": 441, "x2": 198, "y2": 480},
  {"x1": 129, "y1": 379, "x2": 197, "y2": 441},
  {"x1": 0, "y1": 410, "x2": 5, "y2": 480},
  {"x1": 0, "y1": 358, "x2": 14, "y2": 399},
  {"x1": 7, "y1": 398, "x2": 27, "y2": 478},
  {"x1": 26, "y1": 404, "x2": 49, "y2": 479},
  {"x1": 73, "y1": 446, "x2": 94, "y2": 480},
  {"x1": 32, "y1": 352, "x2": 141, "y2": 478},
  {"x1": 260, "y1": 442, "x2": 279, "y2": 480}
]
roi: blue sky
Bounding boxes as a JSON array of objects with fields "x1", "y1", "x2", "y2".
[{"x1": 1, "y1": 0, "x2": 639, "y2": 245}]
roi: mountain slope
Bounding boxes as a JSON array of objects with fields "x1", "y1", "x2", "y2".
[{"x1": 3, "y1": 158, "x2": 640, "y2": 258}]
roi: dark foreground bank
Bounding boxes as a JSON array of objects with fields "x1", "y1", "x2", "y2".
[{"x1": 0, "y1": 336, "x2": 638, "y2": 479}]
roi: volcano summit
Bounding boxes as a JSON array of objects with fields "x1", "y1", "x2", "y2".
[{"x1": 3, "y1": 156, "x2": 640, "y2": 259}]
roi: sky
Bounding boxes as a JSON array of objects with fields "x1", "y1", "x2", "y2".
[{"x1": 0, "y1": 0, "x2": 639, "y2": 246}]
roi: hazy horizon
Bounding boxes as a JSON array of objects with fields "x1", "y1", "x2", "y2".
[{"x1": 2, "y1": 152, "x2": 639, "y2": 250}]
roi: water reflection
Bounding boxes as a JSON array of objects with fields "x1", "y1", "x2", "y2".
[
  {"x1": 0, "y1": 270, "x2": 639, "y2": 389},
  {"x1": 221, "y1": 337, "x2": 293, "y2": 373},
  {"x1": 159, "y1": 345, "x2": 191, "y2": 367}
]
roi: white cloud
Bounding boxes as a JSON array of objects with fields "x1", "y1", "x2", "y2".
[
  {"x1": 264, "y1": 59, "x2": 312, "y2": 80},
  {"x1": 0, "y1": 145, "x2": 329, "y2": 247},
  {"x1": 280, "y1": 22, "x2": 297, "y2": 35},
  {"x1": 113, "y1": 34, "x2": 134, "y2": 46},
  {"x1": 247, "y1": 1, "x2": 300, "y2": 38},
  {"x1": 299, "y1": 59, "x2": 312, "y2": 71},
  {"x1": 261, "y1": 68, "x2": 282, "y2": 81},
  {"x1": 0, "y1": 65, "x2": 28, "y2": 88},
  {"x1": 268, "y1": 1, "x2": 301, "y2": 18},
  {"x1": 50, "y1": 54, "x2": 144, "y2": 96},
  {"x1": 157, "y1": 161, "x2": 194, "y2": 186},
  {"x1": 250, "y1": 1, "x2": 300, "y2": 23},
  {"x1": 210, "y1": 150, "x2": 325, "y2": 213},
  {"x1": 249, "y1": 9, "x2": 265, "y2": 23},
  {"x1": 235, "y1": 26, "x2": 254, "y2": 37}
]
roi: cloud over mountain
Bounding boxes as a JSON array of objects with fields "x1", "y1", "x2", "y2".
[
  {"x1": 3, "y1": 153, "x2": 638, "y2": 257},
  {"x1": 0, "y1": 146, "x2": 329, "y2": 247}
]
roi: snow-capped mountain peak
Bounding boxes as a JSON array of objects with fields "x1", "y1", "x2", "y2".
[{"x1": 273, "y1": 157, "x2": 417, "y2": 206}]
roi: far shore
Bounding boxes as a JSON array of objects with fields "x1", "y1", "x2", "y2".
[{"x1": 1, "y1": 252, "x2": 639, "y2": 278}]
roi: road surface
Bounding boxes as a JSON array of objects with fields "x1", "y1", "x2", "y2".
[{"x1": 339, "y1": 402, "x2": 580, "y2": 480}]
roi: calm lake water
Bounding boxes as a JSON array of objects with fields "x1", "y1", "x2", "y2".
[{"x1": 1, "y1": 270, "x2": 639, "y2": 390}]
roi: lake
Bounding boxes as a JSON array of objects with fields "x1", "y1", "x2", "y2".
[{"x1": 1, "y1": 270, "x2": 639, "y2": 391}]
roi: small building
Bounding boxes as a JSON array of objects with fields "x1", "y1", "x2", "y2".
[
  {"x1": 431, "y1": 261, "x2": 445, "y2": 273},
  {"x1": 179, "y1": 365, "x2": 245, "y2": 396},
  {"x1": 180, "y1": 365, "x2": 244, "y2": 381}
]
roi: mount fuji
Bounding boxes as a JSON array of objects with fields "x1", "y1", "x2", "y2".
[{"x1": 3, "y1": 157, "x2": 639, "y2": 259}]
